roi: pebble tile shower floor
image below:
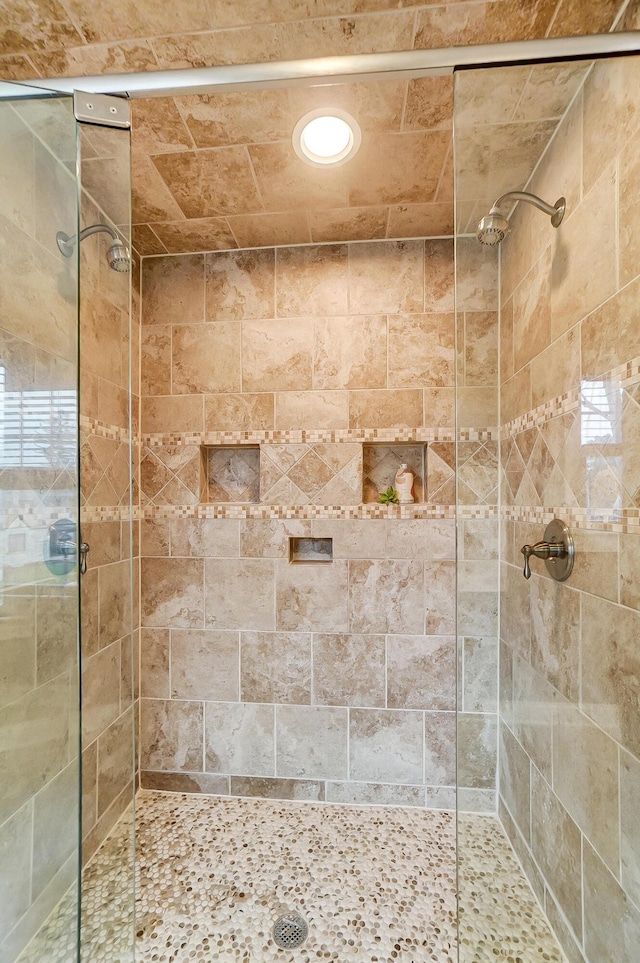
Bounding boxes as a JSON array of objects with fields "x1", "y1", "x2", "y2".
[{"x1": 18, "y1": 791, "x2": 565, "y2": 962}]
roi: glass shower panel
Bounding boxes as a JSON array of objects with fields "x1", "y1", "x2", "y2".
[
  {"x1": 455, "y1": 53, "x2": 640, "y2": 963},
  {"x1": 0, "y1": 87, "x2": 81, "y2": 963},
  {"x1": 75, "y1": 121, "x2": 135, "y2": 963}
]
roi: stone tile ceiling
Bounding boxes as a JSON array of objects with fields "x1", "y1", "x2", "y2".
[{"x1": 0, "y1": 0, "x2": 631, "y2": 255}]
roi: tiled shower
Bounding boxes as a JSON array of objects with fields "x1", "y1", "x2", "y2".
[
  {"x1": 137, "y1": 238, "x2": 498, "y2": 809},
  {"x1": 2, "y1": 4, "x2": 640, "y2": 962}
]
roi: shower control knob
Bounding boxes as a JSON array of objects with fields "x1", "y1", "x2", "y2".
[
  {"x1": 521, "y1": 540, "x2": 565, "y2": 579},
  {"x1": 520, "y1": 519, "x2": 574, "y2": 582}
]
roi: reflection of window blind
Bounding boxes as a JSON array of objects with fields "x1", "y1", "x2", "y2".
[
  {"x1": 580, "y1": 381, "x2": 622, "y2": 446},
  {"x1": 0, "y1": 367, "x2": 77, "y2": 469}
]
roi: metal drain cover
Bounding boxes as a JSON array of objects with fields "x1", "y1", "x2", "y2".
[{"x1": 273, "y1": 913, "x2": 309, "y2": 949}]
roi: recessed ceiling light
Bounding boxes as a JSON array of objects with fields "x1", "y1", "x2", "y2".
[{"x1": 292, "y1": 108, "x2": 362, "y2": 168}]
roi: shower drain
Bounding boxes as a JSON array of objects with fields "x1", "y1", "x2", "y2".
[{"x1": 272, "y1": 913, "x2": 309, "y2": 949}]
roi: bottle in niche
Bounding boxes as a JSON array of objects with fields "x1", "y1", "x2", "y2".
[{"x1": 395, "y1": 463, "x2": 414, "y2": 504}]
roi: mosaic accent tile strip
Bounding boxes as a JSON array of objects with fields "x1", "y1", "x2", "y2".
[
  {"x1": 501, "y1": 352, "x2": 640, "y2": 437},
  {"x1": 1, "y1": 508, "x2": 78, "y2": 527},
  {"x1": 503, "y1": 504, "x2": 640, "y2": 533},
  {"x1": 80, "y1": 506, "x2": 139, "y2": 523},
  {"x1": 598, "y1": 353, "x2": 640, "y2": 391},
  {"x1": 143, "y1": 427, "x2": 498, "y2": 449},
  {"x1": 132, "y1": 502, "x2": 500, "y2": 521},
  {"x1": 17, "y1": 792, "x2": 565, "y2": 963},
  {"x1": 79, "y1": 502, "x2": 640, "y2": 532},
  {"x1": 79, "y1": 414, "x2": 131, "y2": 444},
  {"x1": 501, "y1": 388, "x2": 580, "y2": 438}
]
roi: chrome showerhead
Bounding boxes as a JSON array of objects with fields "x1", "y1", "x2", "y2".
[
  {"x1": 476, "y1": 210, "x2": 509, "y2": 246},
  {"x1": 106, "y1": 239, "x2": 131, "y2": 273},
  {"x1": 56, "y1": 223, "x2": 131, "y2": 272},
  {"x1": 476, "y1": 192, "x2": 567, "y2": 246}
]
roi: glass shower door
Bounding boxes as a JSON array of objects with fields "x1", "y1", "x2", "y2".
[
  {"x1": 454, "y1": 51, "x2": 640, "y2": 963},
  {"x1": 75, "y1": 114, "x2": 136, "y2": 963},
  {"x1": 0, "y1": 84, "x2": 81, "y2": 963}
]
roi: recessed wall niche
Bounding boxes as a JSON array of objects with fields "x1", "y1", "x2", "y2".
[
  {"x1": 362, "y1": 444, "x2": 426, "y2": 503},
  {"x1": 289, "y1": 537, "x2": 333, "y2": 563},
  {"x1": 204, "y1": 446, "x2": 260, "y2": 503}
]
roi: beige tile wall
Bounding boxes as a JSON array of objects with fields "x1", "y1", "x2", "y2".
[
  {"x1": 499, "y1": 55, "x2": 640, "y2": 962},
  {"x1": 139, "y1": 237, "x2": 500, "y2": 806},
  {"x1": 141, "y1": 240, "x2": 456, "y2": 433}
]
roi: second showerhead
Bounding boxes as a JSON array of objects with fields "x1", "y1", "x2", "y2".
[
  {"x1": 56, "y1": 223, "x2": 132, "y2": 272},
  {"x1": 476, "y1": 210, "x2": 510, "y2": 246},
  {"x1": 476, "y1": 192, "x2": 566, "y2": 246}
]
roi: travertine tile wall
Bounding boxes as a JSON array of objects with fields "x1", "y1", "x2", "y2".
[
  {"x1": 499, "y1": 55, "x2": 640, "y2": 962},
  {"x1": 139, "y1": 238, "x2": 499, "y2": 807},
  {"x1": 0, "y1": 99, "x2": 80, "y2": 963},
  {"x1": 77, "y1": 125, "x2": 138, "y2": 865}
]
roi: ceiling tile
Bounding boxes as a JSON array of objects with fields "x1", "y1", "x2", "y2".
[
  {"x1": 403, "y1": 77, "x2": 453, "y2": 131},
  {"x1": 387, "y1": 202, "x2": 454, "y2": 239},
  {"x1": 248, "y1": 142, "x2": 350, "y2": 212},
  {"x1": 288, "y1": 80, "x2": 406, "y2": 134},
  {"x1": 456, "y1": 64, "x2": 539, "y2": 131},
  {"x1": 150, "y1": 25, "x2": 282, "y2": 70},
  {"x1": 348, "y1": 130, "x2": 450, "y2": 206},
  {"x1": 151, "y1": 146, "x2": 263, "y2": 218},
  {"x1": 175, "y1": 89, "x2": 294, "y2": 149},
  {"x1": 0, "y1": 0, "x2": 83, "y2": 56},
  {"x1": 151, "y1": 218, "x2": 237, "y2": 254},
  {"x1": 30, "y1": 39, "x2": 158, "y2": 77},
  {"x1": 308, "y1": 207, "x2": 388, "y2": 243},
  {"x1": 0, "y1": 53, "x2": 40, "y2": 79},
  {"x1": 227, "y1": 212, "x2": 311, "y2": 248},
  {"x1": 548, "y1": 0, "x2": 621, "y2": 36},
  {"x1": 131, "y1": 98, "x2": 194, "y2": 153},
  {"x1": 277, "y1": 11, "x2": 415, "y2": 58},
  {"x1": 132, "y1": 224, "x2": 168, "y2": 257},
  {"x1": 131, "y1": 153, "x2": 186, "y2": 223},
  {"x1": 207, "y1": 0, "x2": 352, "y2": 28},
  {"x1": 414, "y1": 0, "x2": 558, "y2": 49},
  {"x1": 61, "y1": 0, "x2": 213, "y2": 45},
  {"x1": 59, "y1": 0, "x2": 149, "y2": 44}
]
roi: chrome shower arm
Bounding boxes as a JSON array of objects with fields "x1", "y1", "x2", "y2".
[
  {"x1": 56, "y1": 223, "x2": 118, "y2": 257},
  {"x1": 490, "y1": 191, "x2": 561, "y2": 218},
  {"x1": 490, "y1": 191, "x2": 556, "y2": 215},
  {"x1": 77, "y1": 223, "x2": 118, "y2": 243}
]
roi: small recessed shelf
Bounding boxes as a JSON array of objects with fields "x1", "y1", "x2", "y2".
[
  {"x1": 204, "y1": 446, "x2": 260, "y2": 503},
  {"x1": 289, "y1": 537, "x2": 333, "y2": 563},
  {"x1": 362, "y1": 443, "x2": 426, "y2": 503}
]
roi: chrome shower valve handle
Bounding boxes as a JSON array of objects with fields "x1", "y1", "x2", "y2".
[
  {"x1": 519, "y1": 518, "x2": 575, "y2": 582},
  {"x1": 521, "y1": 540, "x2": 565, "y2": 579}
]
